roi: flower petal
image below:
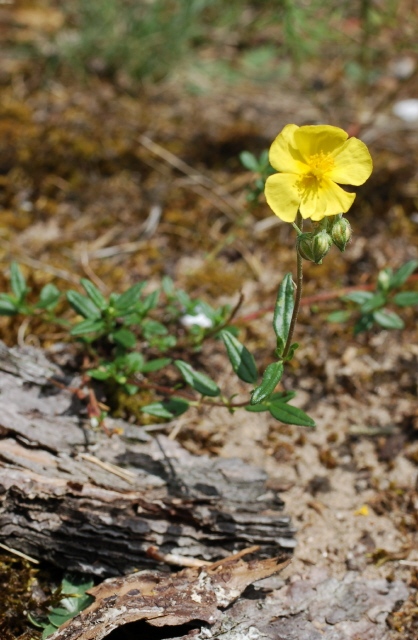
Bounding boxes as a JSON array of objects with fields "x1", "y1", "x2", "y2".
[
  {"x1": 327, "y1": 137, "x2": 373, "y2": 185},
  {"x1": 265, "y1": 173, "x2": 301, "y2": 222},
  {"x1": 312, "y1": 178, "x2": 356, "y2": 220},
  {"x1": 269, "y1": 124, "x2": 309, "y2": 174},
  {"x1": 298, "y1": 177, "x2": 320, "y2": 220},
  {"x1": 294, "y1": 125, "x2": 348, "y2": 160}
]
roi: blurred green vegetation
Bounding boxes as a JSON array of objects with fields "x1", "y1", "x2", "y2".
[{"x1": 8, "y1": 0, "x2": 404, "y2": 84}]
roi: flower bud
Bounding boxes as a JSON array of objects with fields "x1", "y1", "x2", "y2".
[
  {"x1": 296, "y1": 232, "x2": 315, "y2": 262},
  {"x1": 312, "y1": 230, "x2": 333, "y2": 263},
  {"x1": 377, "y1": 267, "x2": 392, "y2": 292},
  {"x1": 331, "y1": 217, "x2": 352, "y2": 252},
  {"x1": 297, "y1": 230, "x2": 332, "y2": 264}
]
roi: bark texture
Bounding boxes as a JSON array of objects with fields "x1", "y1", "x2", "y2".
[{"x1": 0, "y1": 343, "x2": 295, "y2": 576}]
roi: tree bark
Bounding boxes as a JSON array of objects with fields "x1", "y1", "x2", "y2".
[{"x1": 0, "y1": 343, "x2": 295, "y2": 576}]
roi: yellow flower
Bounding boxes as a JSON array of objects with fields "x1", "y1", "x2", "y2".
[{"x1": 264, "y1": 124, "x2": 373, "y2": 222}]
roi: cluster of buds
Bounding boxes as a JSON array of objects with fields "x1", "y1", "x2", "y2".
[{"x1": 296, "y1": 214, "x2": 352, "y2": 264}]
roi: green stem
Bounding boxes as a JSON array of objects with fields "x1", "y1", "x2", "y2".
[{"x1": 282, "y1": 213, "x2": 304, "y2": 359}]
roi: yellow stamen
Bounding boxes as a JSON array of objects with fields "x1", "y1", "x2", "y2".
[{"x1": 307, "y1": 152, "x2": 335, "y2": 179}]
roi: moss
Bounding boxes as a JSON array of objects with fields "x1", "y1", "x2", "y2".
[
  {"x1": 107, "y1": 386, "x2": 160, "y2": 424},
  {"x1": 0, "y1": 554, "x2": 42, "y2": 640}
]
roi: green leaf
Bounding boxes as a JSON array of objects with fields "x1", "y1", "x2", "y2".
[
  {"x1": 360, "y1": 292, "x2": 386, "y2": 313},
  {"x1": 27, "y1": 612, "x2": 45, "y2": 629},
  {"x1": 245, "y1": 390, "x2": 296, "y2": 412},
  {"x1": 142, "y1": 319, "x2": 168, "y2": 337},
  {"x1": 239, "y1": 151, "x2": 260, "y2": 172},
  {"x1": 389, "y1": 260, "x2": 418, "y2": 289},
  {"x1": 140, "y1": 402, "x2": 173, "y2": 419},
  {"x1": 245, "y1": 403, "x2": 269, "y2": 412},
  {"x1": 149, "y1": 334, "x2": 176, "y2": 350},
  {"x1": 88, "y1": 368, "x2": 111, "y2": 380},
  {"x1": 269, "y1": 401, "x2": 316, "y2": 427},
  {"x1": 122, "y1": 352, "x2": 145, "y2": 372},
  {"x1": 0, "y1": 294, "x2": 18, "y2": 316},
  {"x1": 327, "y1": 310, "x2": 352, "y2": 323},
  {"x1": 113, "y1": 282, "x2": 146, "y2": 312},
  {"x1": 273, "y1": 273, "x2": 294, "y2": 355},
  {"x1": 220, "y1": 330, "x2": 258, "y2": 383},
  {"x1": 111, "y1": 328, "x2": 137, "y2": 348},
  {"x1": 174, "y1": 360, "x2": 220, "y2": 397},
  {"x1": 67, "y1": 290, "x2": 101, "y2": 319},
  {"x1": 61, "y1": 575, "x2": 94, "y2": 595},
  {"x1": 81, "y1": 279, "x2": 107, "y2": 309},
  {"x1": 161, "y1": 275, "x2": 175, "y2": 296},
  {"x1": 141, "y1": 357, "x2": 171, "y2": 373},
  {"x1": 42, "y1": 623, "x2": 59, "y2": 638},
  {"x1": 283, "y1": 342, "x2": 299, "y2": 362},
  {"x1": 70, "y1": 318, "x2": 106, "y2": 336},
  {"x1": 48, "y1": 610, "x2": 75, "y2": 626},
  {"x1": 354, "y1": 313, "x2": 374, "y2": 335},
  {"x1": 342, "y1": 291, "x2": 374, "y2": 305},
  {"x1": 37, "y1": 283, "x2": 61, "y2": 309},
  {"x1": 392, "y1": 291, "x2": 418, "y2": 307},
  {"x1": 141, "y1": 397, "x2": 190, "y2": 419},
  {"x1": 373, "y1": 309, "x2": 404, "y2": 330},
  {"x1": 269, "y1": 390, "x2": 297, "y2": 403},
  {"x1": 10, "y1": 262, "x2": 27, "y2": 301},
  {"x1": 251, "y1": 361, "x2": 284, "y2": 405},
  {"x1": 141, "y1": 290, "x2": 159, "y2": 313},
  {"x1": 124, "y1": 383, "x2": 139, "y2": 395}
]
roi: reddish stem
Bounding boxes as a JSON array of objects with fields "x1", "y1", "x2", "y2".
[{"x1": 235, "y1": 274, "x2": 418, "y2": 324}]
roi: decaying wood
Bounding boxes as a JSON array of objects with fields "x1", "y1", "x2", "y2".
[
  {"x1": 0, "y1": 344, "x2": 295, "y2": 576},
  {"x1": 49, "y1": 555, "x2": 292, "y2": 640},
  {"x1": 48, "y1": 561, "x2": 409, "y2": 640}
]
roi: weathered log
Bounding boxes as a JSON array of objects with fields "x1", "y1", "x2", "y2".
[
  {"x1": 49, "y1": 563, "x2": 409, "y2": 640},
  {"x1": 0, "y1": 343, "x2": 295, "y2": 576}
]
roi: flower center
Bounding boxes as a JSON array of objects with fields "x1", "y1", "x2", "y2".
[{"x1": 307, "y1": 151, "x2": 335, "y2": 179}]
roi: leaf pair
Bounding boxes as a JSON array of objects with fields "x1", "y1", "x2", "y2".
[
  {"x1": 328, "y1": 260, "x2": 418, "y2": 334},
  {"x1": 246, "y1": 391, "x2": 315, "y2": 428},
  {"x1": 0, "y1": 263, "x2": 61, "y2": 317}
]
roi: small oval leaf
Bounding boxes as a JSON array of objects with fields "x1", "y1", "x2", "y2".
[
  {"x1": 269, "y1": 401, "x2": 315, "y2": 427},
  {"x1": 327, "y1": 310, "x2": 352, "y2": 323},
  {"x1": 141, "y1": 357, "x2": 171, "y2": 373},
  {"x1": 0, "y1": 295, "x2": 18, "y2": 316},
  {"x1": 273, "y1": 273, "x2": 294, "y2": 355},
  {"x1": 67, "y1": 290, "x2": 101, "y2": 319},
  {"x1": 81, "y1": 278, "x2": 107, "y2": 309},
  {"x1": 10, "y1": 262, "x2": 27, "y2": 301},
  {"x1": 389, "y1": 260, "x2": 418, "y2": 289},
  {"x1": 392, "y1": 291, "x2": 418, "y2": 307},
  {"x1": 114, "y1": 282, "x2": 146, "y2": 311},
  {"x1": 111, "y1": 328, "x2": 137, "y2": 348},
  {"x1": 174, "y1": 360, "x2": 220, "y2": 397},
  {"x1": 245, "y1": 403, "x2": 269, "y2": 413},
  {"x1": 70, "y1": 318, "x2": 105, "y2": 336},
  {"x1": 220, "y1": 330, "x2": 258, "y2": 383},
  {"x1": 141, "y1": 398, "x2": 190, "y2": 419},
  {"x1": 360, "y1": 292, "x2": 386, "y2": 313},
  {"x1": 251, "y1": 361, "x2": 284, "y2": 405},
  {"x1": 37, "y1": 283, "x2": 61, "y2": 309},
  {"x1": 342, "y1": 291, "x2": 374, "y2": 305},
  {"x1": 373, "y1": 309, "x2": 404, "y2": 330},
  {"x1": 239, "y1": 151, "x2": 259, "y2": 172}
]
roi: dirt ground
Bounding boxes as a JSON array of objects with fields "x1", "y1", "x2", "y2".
[{"x1": 1, "y1": 4, "x2": 418, "y2": 638}]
